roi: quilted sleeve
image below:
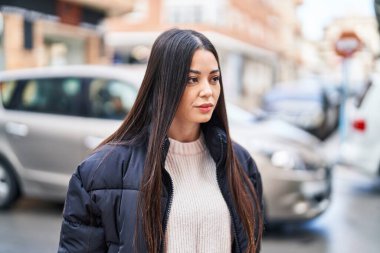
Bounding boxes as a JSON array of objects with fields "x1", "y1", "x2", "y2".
[{"x1": 57, "y1": 167, "x2": 106, "y2": 253}]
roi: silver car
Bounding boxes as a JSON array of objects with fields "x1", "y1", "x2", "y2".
[
  {"x1": 0, "y1": 66, "x2": 141, "y2": 206},
  {"x1": 0, "y1": 66, "x2": 331, "y2": 224},
  {"x1": 228, "y1": 104, "x2": 331, "y2": 223}
]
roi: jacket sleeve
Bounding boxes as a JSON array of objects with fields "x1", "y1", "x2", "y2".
[
  {"x1": 232, "y1": 142, "x2": 264, "y2": 211},
  {"x1": 246, "y1": 156, "x2": 263, "y2": 213},
  {"x1": 234, "y1": 145, "x2": 264, "y2": 252},
  {"x1": 58, "y1": 167, "x2": 106, "y2": 253},
  {"x1": 246, "y1": 155, "x2": 263, "y2": 252}
]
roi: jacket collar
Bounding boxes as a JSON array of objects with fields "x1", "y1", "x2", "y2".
[
  {"x1": 201, "y1": 123, "x2": 227, "y2": 166},
  {"x1": 161, "y1": 123, "x2": 227, "y2": 167}
]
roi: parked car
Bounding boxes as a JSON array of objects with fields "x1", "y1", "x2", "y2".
[
  {"x1": 0, "y1": 66, "x2": 331, "y2": 224},
  {"x1": 338, "y1": 76, "x2": 380, "y2": 178},
  {"x1": 0, "y1": 66, "x2": 141, "y2": 208},
  {"x1": 228, "y1": 104, "x2": 331, "y2": 223},
  {"x1": 262, "y1": 79, "x2": 340, "y2": 141}
]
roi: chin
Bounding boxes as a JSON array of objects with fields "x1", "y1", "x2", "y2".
[{"x1": 195, "y1": 115, "x2": 213, "y2": 123}]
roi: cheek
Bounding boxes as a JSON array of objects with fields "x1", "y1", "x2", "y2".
[
  {"x1": 177, "y1": 91, "x2": 194, "y2": 112},
  {"x1": 213, "y1": 85, "x2": 221, "y2": 101}
]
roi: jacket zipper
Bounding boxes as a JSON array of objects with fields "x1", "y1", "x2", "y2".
[
  {"x1": 215, "y1": 134, "x2": 241, "y2": 253},
  {"x1": 160, "y1": 138, "x2": 174, "y2": 253},
  {"x1": 161, "y1": 171, "x2": 173, "y2": 252}
]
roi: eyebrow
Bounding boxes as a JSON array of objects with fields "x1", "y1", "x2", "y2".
[{"x1": 189, "y1": 69, "x2": 220, "y2": 75}]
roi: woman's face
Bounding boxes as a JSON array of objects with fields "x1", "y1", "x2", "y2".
[{"x1": 173, "y1": 49, "x2": 221, "y2": 126}]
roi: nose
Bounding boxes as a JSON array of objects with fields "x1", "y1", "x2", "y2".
[{"x1": 199, "y1": 80, "x2": 213, "y2": 97}]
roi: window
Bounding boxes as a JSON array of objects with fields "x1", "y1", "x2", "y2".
[
  {"x1": 0, "y1": 81, "x2": 17, "y2": 107},
  {"x1": 1, "y1": 78, "x2": 82, "y2": 116},
  {"x1": 87, "y1": 79, "x2": 138, "y2": 120}
]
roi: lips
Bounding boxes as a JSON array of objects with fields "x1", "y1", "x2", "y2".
[
  {"x1": 196, "y1": 103, "x2": 213, "y2": 108},
  {"x1": 196, "y1": 103, "x2": 214, "y2": 113}
]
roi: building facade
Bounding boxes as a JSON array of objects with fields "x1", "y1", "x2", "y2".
[{"x1": 0, "y1": 0, "x2": 134, "y2": 70}]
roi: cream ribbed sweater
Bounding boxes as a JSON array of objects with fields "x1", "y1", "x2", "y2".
[{"x1": 164, "y1": 133, "x2": 232, "y2": 253}]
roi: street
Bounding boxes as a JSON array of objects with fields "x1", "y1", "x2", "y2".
[
  {"x1": 263, "y1": 165, "x2": 380, "y2": 253},
  {"x1": 0, "y1": 165, "x2": 379, "y2": 253}
]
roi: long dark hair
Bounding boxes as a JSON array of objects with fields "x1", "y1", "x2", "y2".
[{"x1": 99, "y1": 28, "x2": 263, "y2": 252}]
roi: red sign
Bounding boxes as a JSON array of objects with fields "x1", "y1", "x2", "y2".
[{"x1": 335, "y1": 31, "x2": 362, "y2": 58}]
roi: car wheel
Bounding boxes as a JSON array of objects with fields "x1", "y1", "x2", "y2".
[{"x1": 0, "y1": 161, "x2": 20, "y2": 209}]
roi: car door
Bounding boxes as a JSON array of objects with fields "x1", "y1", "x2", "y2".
[
  {"x1": 80, "y1": 78, "x2": 139, "y2": 156},
  {"x1": 1, "y1": 77, "x2": 85, "y2": 192},
  {"x1": 351, "y1": 79, "x2": 380, "y2": 174}
]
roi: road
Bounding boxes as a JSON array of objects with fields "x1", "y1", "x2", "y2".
[
  {"x1": 263, "y1": 165, "x2": 380, "y2": 253},
  {"x1": 0, "y1": 165, "x2": 379, "y2": 253}
]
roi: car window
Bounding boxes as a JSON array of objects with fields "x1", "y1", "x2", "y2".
[
  {"x1": 0, "y1": 80, "x2": 17, "y2": 107},
  {"x1": 88, "y1": 79, "x2": 138, "y2": 120},
  {"x1": 1, "y1": 78, "x2": 82, "y2": 116}
]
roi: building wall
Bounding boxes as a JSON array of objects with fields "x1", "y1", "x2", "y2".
[
  {"x1": 1, "y1": 11, "x2": 105, "y2": 70},
  {"x1": 297, "y1": 39, "x2": 324, "y2": 77},
  {"x1": 3, "y1": 13, "x2": 36, "y2": 69},
  {"x1": 267, "y1": 0, "x2": 303, "y2": 82},
  {"x1": 0, "y1": 0, "x2": 137, "y2": 70}
]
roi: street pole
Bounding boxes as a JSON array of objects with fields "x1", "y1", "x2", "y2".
[
  {"x1": 339, "y1": 58, "x2": 349, "y2": 143},
  {"x1": 334, "y1": 31, "x2": 361, "y2": 143}
]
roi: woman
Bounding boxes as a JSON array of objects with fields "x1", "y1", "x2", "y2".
[{"x1": 58, "y1": 28, "x2": 263, "y2": 253}]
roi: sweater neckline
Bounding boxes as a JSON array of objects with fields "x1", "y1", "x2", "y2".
[{"x1": 168, "y1": 133, "x2": 207, "y2": 155}]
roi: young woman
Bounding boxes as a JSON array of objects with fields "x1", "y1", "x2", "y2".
[{"x1": 58, "y1": 28, "x2": 263, "y2": 253}]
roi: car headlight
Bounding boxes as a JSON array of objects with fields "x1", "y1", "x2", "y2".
[
  {"x1": 247, "y1": 140, "x2": 311, "y2": 171},
  {"x1": 270, "y1": 150, "x2": 307, "y2": 171}
]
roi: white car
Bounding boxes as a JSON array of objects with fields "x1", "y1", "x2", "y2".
[{"x1": 339, "y1": 74, "x2": 380, "y2": 177}]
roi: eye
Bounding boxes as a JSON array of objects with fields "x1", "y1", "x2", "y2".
[
  {"x1": 211, "y1": 76, "x2": 220, "y2": 83},
  {"x1": 187, "y1": 77, "x2": 198, "y2": 85}
]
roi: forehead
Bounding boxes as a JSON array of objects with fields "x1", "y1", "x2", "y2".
[{"x1": 190, "y1": 49, "x2": 218, "y2": 69}]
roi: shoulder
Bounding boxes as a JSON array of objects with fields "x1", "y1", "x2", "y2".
[
  {"x1": 232, "y1": 141, "x2": 259, "y2": 177},
  {"x1": 74, "y1": 143, "x2": 142, "y2": 191},
  {"x1": 232, "y1": 141, "x2": 262, "y2": 191}
]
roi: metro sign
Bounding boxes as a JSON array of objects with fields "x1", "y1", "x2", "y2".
[{"x1": 335, "y1": 31, "x2": 362, "y2": 58}]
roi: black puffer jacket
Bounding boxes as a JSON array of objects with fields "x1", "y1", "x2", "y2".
[{"x1": 58, "y1": 124, "x2": 263, "y2": 253}]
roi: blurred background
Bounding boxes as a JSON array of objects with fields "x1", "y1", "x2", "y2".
[{"x1": 0, "y1": 0, "x2": 380, "y2": 252}]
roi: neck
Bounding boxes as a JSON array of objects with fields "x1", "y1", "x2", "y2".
[{"x1": 168, "y1": 120, "x2": 201, "y2": 142}]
